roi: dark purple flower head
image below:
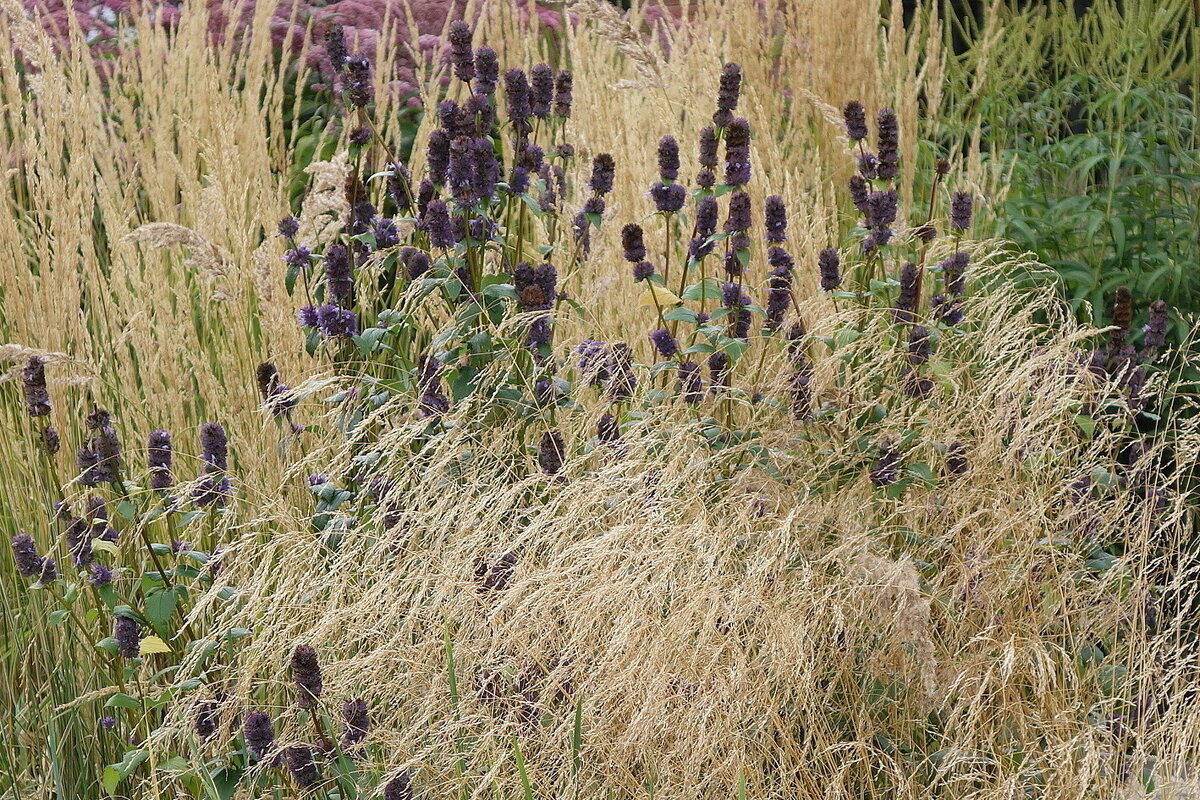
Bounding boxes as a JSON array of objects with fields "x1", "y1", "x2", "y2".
[
  {"x1": 437, "y1": 99, "x2": 463, "y2": 135},
  {"x1": 89, "y1": 562, "x2": 113, "y2": 587},
  {"x1": 678, "y1": 361, "x2": 703, "y2": 403},
  {"x1": 575, "y1": 339, "x2": 610, "y2": 386},
  {"x1": 582, "y1": 197, "x2": 605, "y2": 217},
  {"x1": 85, "y1": 408, "x2": 111, "y2": 430},
  {"x1": 291, "y1": 643, "x2": 323, "y2": 709},
  {"x1": 941, "y1": 251, "x2": 969, "y2": 297},
  {"x1": 297, "y1": 304, "x2": 318, "y2": 328},
  {"x1": 657, "y1": 136, "x2": 679, "y2": 182},
  {"x1": 284, "y1": 246, "x2": 312, "y2": 273},
  {"x1": 764, "y1": 195, "x2": 787, "y2": 243},
  {"x1": 277, "y1": 216, "x2": 299, "y2": 239},
  {"x1": 589, "y1": 153, "x2": 615, "y2": 196},
  {"x1": 530, "y1": 63, "x2": 554, "y2": 119},
  {"x1": 708, "y1": 351, "x2": 731, "y2": 389},
  {"x1": 697, "y1": 169, "x2": 715, "y2": 190},
  {"x1": 946, "y1": 442, "x2": 969, "y2": 476},
  {"x1": 447, "y1": 136, "x2": 476, "y2": 205},
  {"x1": 504, "y1": 68, "x2": 532, "y2": 132},
  {"x1": 10, "y1": 533, "x2": 42, "y2": 578},
  {"x1": 370, "y1": 217, "x2": 401, "y2": 252},
  {"x1": 713, "y1": 62, "x2": 742, "y2": 127},
  {"x1": 818, "y1": 248, "x2": 841, "y2": 291},
  {"x1": 538, "y1": 430, "x2": 565, "y2": 475},
  {"x1": 387, "y1": 162, "x2": 412, "y2": 212},
  {"x1": 621, "y1": 224, "x2": 646, "y2": 263},
  {"x1": 341, "y1": 698, "x2": 370, "y2": 747},
  {"x1": 384, "y1": 771, "x2": 414, "y2": 800},
  {"x1": 37, "y1": 556, "x2": 57, "y2": 583},
  {"x1": 875, "y1": 108, "x2": 899, "y2": 180},
  {"x1": 950, "y1": 191, "x2": 973, "y2": 232},
  {"x1": 537, "y1": 164, "x2": 560, "y2": 213},
  {"x1": 725, "y1": 190, "x2": 752, "y2": 234},
  {"x1": 857, "y1": 151, "x2": 879, "y2": 180},
  {"x1": 285, "y1": 746, "x2": 319, "y2": 788},
  {"x1": 869, "y1": 440, "x2": 902, "y2": 487},
  {"x1": 519, "y1": 143, "x2": 545, "y2": 173},
  {"x1": 721, "y1": 281, "x2": 749, "y2": 308},
  {"x1": 115, "y1": 614, "x2": 140, "y2": 659},
  {"x1": 324, "y1": 244, "x2": 353, "y2": 306},
  {"x1": 598, "y1": 413, "x2": 621, "y2": 444},
  {"x1": 651, "y1": 182, "x2": 686, "y2": 213},
  {"x1": 633, "y1": 261, "x2": 656, "y2": 282},
  {"x1": 907, "y1": 325, "x2": 932, "y2": 365},
  {"x1": 931, "y1": 294, "x2": 963, "y2": 326},
  {"x1": 422, "y1": 200, "x2": 457, "y2": 249},
  {"x1": 865, "y1": 190, "x2": 898, "y2": 230},
  {"x1": 649, "y1": 328, "x2": 679, "y2": 359},
  {"x1": 345, "y1": 53, "x2": 372, "y2": 108},
  {"x1": 324, "y1": 25, "x2": 347, "y2": 72},
  {"x1": 41, "y1": 426, "x2": 60, "y2": 455},
  {"x1": 843, "y1": 100, "x2": 868, "y2": 141},
  {"x1": 22, "y1": 357, "x2": 51, "y2": 417},
  {"x1": 316, "y1": 304, "x2": 358, "y2": 338},
  {"x1": 348, "y1": 126, "x2": 371, "y2": 146},
  {"x1": 65, "y1": 515, "x2": 92, "y2": 567},
  {"x1": 695, "y1": 311, "x2": 710, "y2": 325},
  {"x1": 698, "y1": 125, "x2": 718, "y2": 170},
  {"x1": 893, "y1": 262, "x2": 919, "y2": 323},
  {"x1": 199, "y1": 422, "x2": 227, "y2": 473},
  {"x1": 695, "y1": 195, "x2": 718, "y2": 237},
  {"x1": 448, "y1": 20, "x2": 474, "y2": 82},
  {"x1": 474, "y1": 47, "x2": 498, "y2": 95},
  {"x1": 464, "y1": 93, "x2": 494, "y2": 132},
  {"x1": 427, "y1": 129, "x2": 451, "y2": 186},
  {"x1": 99, "y1": 715, "x2": 117, "y2": 731},
  {"x1": 765, "y1": 266, "x2": 792, "y2": 331},
  {"x1": 509, "y1": 165, "x2": 530, "y2": 195},
  {"x1": 1141, "y1": 300, "x2": 1169, "y2": 357},
  {"x1": 848, "y1": 175, "x2": 870, "y2": 215},
  {"x1": 723, "y1": 118, "x2": 752, "y2": 187},
  {"x1": 243, "y1": 710, "x2": 275, "y2": 760},
  {"x1": 554, "y1": 70, "x2": 573, "y2": 117}
]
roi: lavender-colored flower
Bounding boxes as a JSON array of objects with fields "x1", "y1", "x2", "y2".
[
  {"x1": 345, "y1": 53, "x2": 372, "y2": 108},
  {"x1": 649, "y1": 328, "x2": 679, "y2": 360},
  {"x1": 946, "y1": 442, "x2": 969, "y2": 476},
  {"x1": 373, "y1": 217, "x2": 400, "y2": 250},
  {"x1": 713, "y1": 62, "x2": 742, "y2": 127},
  {"x1": 65, "y1": 515, "x2": 92, "y2": 567},
  {"x1": 514, "y1": 261, "x2": 558, "y2": 311},
  {"x1": 474, "y1": 47, "x2": 499, "y2": 95},
  {"x1": 842, "y1": 100, "x2": 868, "y2": 141},
  {"x1": 1141, "y1": 300, "x2": 1169, "y2": 357},
  {"x1": 387, "y1": 163, "x2": 412, "y2": 212},
  {"x1": 1109, "y1": 286, "x2": 1133, "y2": 349},
  {"x1": 817, "y1": 248, "x2": 841, "y2": 291},
  {"x1": 504, "y1": 68, "x2": 532, "y2": 134},
  {"x1": 87, "y1": 496, "x2": 116, "y2": 543},
  {"x1": 427, "y1": 129, "x2": 451, "y2": 185},
  {"x1": 941, "y1": 251, "x2": 969, "y2": 296},
  {"x1": 243, "y1": 711, "x2": 275, "y2": 760},
  {"x1": 114, "y1": 615, "x2": 140, "y2": 659},
  {"x1": 869, "y1": 440, "x2": 902, "y2": 487},
  {"x1": 348, "y1": 126, "x2": 371, "y2": 146},
  {"x1": 651, "y1": 182, "x2": 686, "y2": 213},
  {"x1": 865, "y1": 190, "x2": 898, "y2": 230},
  {"x1": 789, "y1": 363, "x2": 812, "y2": 421},
  {"x1": 89, "y1": 562, "x2": 113, "y2": 587},
  {"x1": 621, "y1": 224, "x2": 646, "y2": 263},
  {"x1": 893, "y1": 262, "x2": 919, "y2": 323},
  {"x1": 199, "y1": 422, "x2": 227, "y2": 472},
  {"x1": 285, "y1": 746, "x2": 320, "y2": 788},
  {"x1": 572, "y1": 212, "x2": 591, "y2": 257},
  {"x1": 582, "y1": 197, "x2": 605, "y2": 216},
  {"x1": 723, "y1": 118, "x2": 752, "y2": 187},
  {"x1": 509, "y1": 165, "x2": 530, "y2": 194},
  {"x1": 554, "y1": 70, "x2": 573, "y2": 117},
  {"x1": 37, "y1": 556, "x2": 57, "y2": 583},
  {"x1": 765, "y1": 264, "x2": 792, "y2": 331},
  {"x1": 857, "y1": 151, "x2": 879, "y2": 180},
  {"x1": 464, "y1": 93, "x2": 494, "y2": 132},
  {"x1": 41, "y1": 426, "x2": 60, "y2": 455},
  {"x1": 698, "y1": 126, "x2": 718, "y2": 170},
  {"x1": 575, "y1": 340, "x2": 610, "y2": 386},
  {"x1": 297, "y1": 305, "x2": 319, "y2": 328},
  {"x1": 708, "y1": 351, "x2": 730, "y2": 390},
  {"x1": 384, "y1": 771, "x2": 413, "y2": 800},
  {"x1": 931, "y1": 294, "x2": 963, "y2": 326},
  {"x1": 762, "y1": 195, "x2": 787, "y2": 243},
  {"x1": 633, "y1": 261, "x2": 656, "y2": 282},
  {"x1": 949, "y1": 191, "x2": 973, "y2": 232},
  {"x1": 447, "y1": 136, "x2": 475, "y2": 204},
  {"x1": 403, "y1": 249, "x2": 431, "y2": 282},
  {"x1": 589, "y1": 153, "x2": 615, "y2": 196},
  {"x1": 22, "y1": 357, "x2": 51, "y2": 418},
  {"x1": 907, "y1": 325, "x2": 931, "y2": 365},
  {"x1": 725, "y1": 190, "x2": 751, "y2": 234},
  {"x1": 530, "y1": 63, "x2": 554, "y2": 119},
  {"x1": 678, "y1": 361, "x2": 703, "y2": 403},
  {"x1": 291, "y1": 644, "x2": 323, "y2": 709},
  {"x1": 316, "y1": 304, "x2": 358, "y2": 338},
  {"x1": 697, "y1": 169, "x2": 715, "y2": 190},
  {"x1": 85, "y1": 409, "x2": 111, "y2": 430},
  {"x1": 848, "y1": 175, "x2": 870, "y2": 215},
  {"x1": 323, "y1": 244, "x2": 353, "y2": 306},
  {"x1": 10, "y1": 533, "x2": 42, "y2": 578},
  {"x1": 324, "y1": 25, "x2": 347, "y2": 73},
  {"x1": 422, "y1": 200, "x2": 457, "y2": 249},
  {"x1": 337, "y1": 698, "x2": 370, "y2": 748},
  {"x1": 519, "y1": 143, "x2": 545, "y2": 172},
  {"x1": 447, "y1": 20, "x2": 474, "y2": 82},
  {"x1": 284, "y1": 246, "x2": 312, "y2": 273},
  {"x1": 902, "y1": 369, "x2": 934, "y2": 399},
  {"x1": 538, "y1": 430, "x2": 565, "y2": 475},
  {"x1": 656, "y1": 135, "x2": 679, "y2": 182},
  {"x1": 875, "y1": 108, "x2": 899, "y2": 180},
  {"x1": 90, "y1": 425, "x2": 122, "y2": 484},
  {"x1": 527, "y1": 317, "x2": 552, "y2": 349}
]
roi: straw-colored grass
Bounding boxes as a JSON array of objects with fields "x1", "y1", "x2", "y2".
[{"x1": 0, "y1": 0, "x2": 1197, "y2": 798}]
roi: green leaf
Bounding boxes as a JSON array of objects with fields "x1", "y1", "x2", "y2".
[
  {"x1": 482, "y1": 282, "x2": 519, "y2": 301},
  {"x1": 116, "y1": 500, "x2": 136, "y2": 521},
  {"x1": 663, "y1": 307, "x2": 698, "y2": 324},
  {"x1": 285, "y1": 262, "x2": 300, "y2": 295},
  {"x1": 105, "y1": 693, "x2": 143, "y2": 710},
  {"x1": 144, "y1": 589, "x2": 178, "y2": 635},
  {"x1": 681, "y1": 279, "x2": 722, "y2": 301},
  {"x1": 103, "y1": 748, "x2": 148, "y2": 794}
]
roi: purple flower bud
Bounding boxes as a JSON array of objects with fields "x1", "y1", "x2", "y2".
[
  {"x1": 341, "y1": 698, "x2": 370, "y2": 747},
  {"x1": 448, "y1": 20, "x2": 474, "y2": 81},
  {"x1": 907, "y1": 325, "x2": 932, "y2": 365},
  {"x1": 538, "y1": 430, "x2": 565, "y2": 475},
  {"x1": 931, "y1": 294, "x2": 963, "y2": 326},
  {"x1": 323, "y1": 244, "x2": 353, "y2": 306},
  {"x1": 725, "y1": 190, "x2": 752, "y2": 234},
  {"x1": 657, "y1": 135, "x2": 679, "y2": 182},
  {"x1": 530, "y1": 63, "x2": 554, "y2": 119},
  {"x1": 678, "y1": 361, "x2": 703, "y2": 403},
  {"x1": 89, "y1": 562, "x2": 113, "y2": 587},
  {"x1": 650, "y1": 182, "x2": 686, "y2": 213},
  {"x1": 697, "y1": 125, "x2": 718, "y2": 170},
  {"x1": 790, "y1": 364, "x2": 812, "y2": 421},
  {"x1": 285, "y1": 746, "x2": 319, "y2": 788},
  {"x1": 818, "y1": 248, "x2": 841, "y2": 291},
  {"x1": 1141, "y1": 300, "x2": 1169, "y2": 357},
  {"x1": 865, "y1": 190, "x2": 898, "y2": 230},
  {"x1": 345, "y1": 53, "x2": 372, "y2": 107},
  {"x1": 649, "y1": 328, "x2": 679, "y2": 359},
  {"x1": 875, "y1": 108, "x2": 899, "y2": 180},
  {"x1": 519, "y1": 143, "x2": 545, "y2": 172},
  {"x1": 597, "y1": 413, "x2": 621, "y2": 444},
  {"x1": 64, "y1": 515, "x2": 91, "y2": 567},
  {"x1": 713, "y1": 62, "x2": 742, "y2": 127},
  {"x1": 509, "y1": 165, "x2": 530, "y2": 194},
  {"x1": 848, "y1": 175, "x2": 870, "y2": 215},
  {"x1": 387, "y1": 162, "x2": 413, "y2": 212},
  {"x1": 843, "y1": 101, "x2": 868, "y2": 141},
  {"x1": 199, "y1": 422, "x2": 227, "y2": 473},
  {"x1": 723, "y1": 118, "x2": 752, "y2": 187},
  {"x1": 571, "y1": 212, "x2": 591, "y2": 257},
  {"x1": 427, "y1": 129, "x2": 451, "y2": 186},
  {"x1": 950, "y1": 191, "x2": 973, "y2": 232},
  {"x1": 291, "y1": 644, "x2": 322, "y2": 709},
  {"x1": 765, "y1": 264, "x2": 792, "y2": 331},
  {"x1": 902, "y1": 368, "x2": 934, "y2": 399},
  {"x1": 38, "y1": 556, "x2": 57, "y2": 582},
  {"x1": 857, "y1": 151, "x2": 879, "y2": 180},
  {"x1": 554, "y1": 70, "x2": 573, "y2": 117},
  {"x1": 474, "y1": 47, "x2": 499, "y2": 95},
  {"x1": 297, "y1": 305, "x2": 318, "y2": 328},
  {"x1": 946, "y1": 442, "x2": 969, "y2": 476},
  {"x1": 10, "y1": 533, "x2": 42, "y2": 578},
  {"x1": 42, "y1": 426, "x2": 60, "y2": 454},
  {"x1": 22, "y1": 356, "x2": 51, "y2": 417},
  {"x1": 940, "y1": 251, "x2": 969, "y2": 297},
  {"x1": 914, "y1": 222, "x2": 937, "y2": 243},
  {"x1": 277, "y1": 216, "x2": 299, "y2": 239},
  {"x1": 464, "y1": 93, "x2": 494, "y2": 132},
  {"x1": 708, "y1": 351, "x2": 730, "y2": 389},
  {"x1": 99, "y1": 715, "x2": 117, "y2": 730},
  {"x1": 621, "y1": 224, "x2": 646, "y2": 263},
  {"x1": 243, "y1": 710, "x2": 275, "y2": 760},
  {"x1": 697, "y1": 169, "x2": 715, "y2": 190},
  {"x1": 317, "y1": 304, "x2": 358, "y2": 337},
  {"x1": 422, "y1": 200, "x2": 457, "y2": 249},
  {"x1": 893, "y1": 262, "x2": 919, "y2": 323},
  {"x1": 504, "y1": 68, "x2": 532, "y2": 133},
  {"x1": 589, "y1": 153, "x2": 615, "y2": 196},
  {"x1": 764, "y1": 195, "x2": 787, "y2": 243},
  {"x1": 869, "y1": 440, "x2": 902, "y2": 487},
  {"x1": 384, "y1": 771, "x2": 414, "y2": 800},
  {"x1": 115, "y1": 614, "x2": 140, "y2": 659},
  {"x1": 633, "y1": 261, "x2": 656, "y2": 282},
  {"x1": 324, "y1": 25, "x2": 347, "y2": 72},
  {"x1": 144, "y1": 429, "x2": 172, "y2": 491},
  {"x1": 348, "y1": 126, "x2": 371, "y2": 146}
]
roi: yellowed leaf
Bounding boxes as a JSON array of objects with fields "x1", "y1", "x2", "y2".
[
  {"x1": 139, "y1": 636, "x2": 171, "y2": 655},
  {"x1": 91, "y1": 540, "x2": 119, "y2": 555},
  {"x1": 638, "y1": 283, "x2": 682, "y2": 308}
]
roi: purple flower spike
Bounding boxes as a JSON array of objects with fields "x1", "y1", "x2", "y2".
[
  {"x1": 589, "y1": 154, "x2": 615, "y2": 196},
  {"x1": 723, "y1": 118, "x2": 752, "y2": 187},
  {"x1": 621, "y1": 224, "x2": 646, "y2": 263},
  {"x1": 538, "y1": 430, "x2": 565, "y2": 475},
  {"x1": 22, "y1": 356, "x2": 51, "y2": 417},
  {"x1": 422, "y1": 200, "x2": 457, "y2": 249},
  {"x1": 657, "y1": 136, "x2": 679, "y2": 182},
  {"x1": 554, "y1": 70, "x2": 573, "y2": 118},
  {"x1": 875, "y1": 108, "x2": 899, "y2": 180},
  {"x1": 678, "y1": 361, "x2": 703, "y2": 403},
  {"x1": 713, "y1": 62, "x2": 742, "y2": 127},
  {"x1": 11, "y1": 533, "x2": 42, "y2": 578},
  {"x1": 649, "y1": 328, "x2": 679, "y2": 360},
  {"x1": 651, "y1": 182, "x2": 686, "y2": 213},
  {"x1": 530, "y1": 64, "x2": 554, "y2": 119},
  {"x1": 341, "y1": 698, "x2": 370, "y2": 747},
  {"x1": 291, "y1": 644, "x2": 323, "y2": 709},
  {"x1": 842, "y1": 100, "x2": 868, "y2": 141},
  {"x1": 474, "y1": 47, "x2": 499, "y2": 95},
  {"x1": 345, "y1": 53, "x2": 372, "y2": 108},
  {"x1": 950, "y1": 191, "x2": 973, "y2": 232},
  {"x1": 243, "y1": 710, "x2": 275, "y2": 761},
  {"x1": 764, "y1": 195, "x2": 787, "y2": 243},
  {"x1": 384, "y1": 771, "x2": 414, "y2": 800},
  {"x1": 285, "y1": 746, "x2": 320, "y2": 789},
  {"x1": 114, "y1": 615, "x2": 140, "y2": 659},
  {"x1": 818, "y1": 248, "x2": 841, "y2": 292},
  {"x1": 147, "y1": 429, "x2": 173, "y2": 491},
  {"x1": 448, "y1": 20, "x2": 474, "y2": 82}
]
